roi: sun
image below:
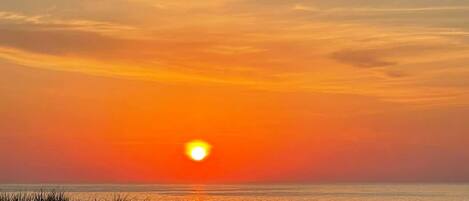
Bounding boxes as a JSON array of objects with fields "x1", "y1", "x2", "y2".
[{"x1": 185, "y1": 140, "x2": 211, "y2": 162}]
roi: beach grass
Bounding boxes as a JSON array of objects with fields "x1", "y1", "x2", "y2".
[
  {"x1": 0, "y1": 192, "x2": 133, "y2": 201},
  {"x1": 0, "y1": 192, "x2": 69, "y2": 201}
]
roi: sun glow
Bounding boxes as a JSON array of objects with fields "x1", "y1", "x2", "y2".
[{"x1": 185, "y1": 140, "x2": 211, "y2": 162}]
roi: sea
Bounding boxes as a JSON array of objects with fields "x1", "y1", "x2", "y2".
[{"x1": 1, "y1": 184, "x2": 469, "y2": 201}]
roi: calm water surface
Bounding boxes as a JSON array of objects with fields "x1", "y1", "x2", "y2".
[{"x1": 1, "y1": 184, "x2": 469, "y2": 201}]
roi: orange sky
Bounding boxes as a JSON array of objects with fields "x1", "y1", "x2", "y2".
[{"x1": 1, "y1": 0, "x2": 469, "y2": 183}]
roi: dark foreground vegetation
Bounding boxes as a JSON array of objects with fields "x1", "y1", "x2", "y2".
[
  {"x1": 0, "y1": 192, "x2": 130, "y2": 201},
  {"x1": 0, "y1": 192, "x2": 69, "y2": 201}
]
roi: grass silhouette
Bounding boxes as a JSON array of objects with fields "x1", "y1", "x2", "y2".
[
  {"x1": 0, "y1": 192, "x2": 69, "y2": 201},
  {"x1": 0, "y1": 192, "x2": 133, "y2": 201}
]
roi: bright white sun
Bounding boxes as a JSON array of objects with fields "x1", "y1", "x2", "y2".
[{"x1": 185, "y1": 140, "x2": 211, "y2": 162}]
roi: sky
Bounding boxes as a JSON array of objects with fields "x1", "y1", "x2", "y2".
[{"x1": 1, "y1": 0, "x2": 469, "y2": 183}]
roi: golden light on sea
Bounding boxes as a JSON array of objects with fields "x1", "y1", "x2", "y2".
[{"x1": 185, "y1": 140, "x2": 211, "y2": 162}]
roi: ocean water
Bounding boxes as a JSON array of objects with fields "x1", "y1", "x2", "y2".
[{"x1": 1, "y1": 184, "x2": 469, "y2": 201}]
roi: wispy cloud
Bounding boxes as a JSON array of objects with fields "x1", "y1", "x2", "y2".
[
  {"x1": 331, "y1": 49, "x2": 397, "y2": 68},
  {"x1": 292, "y1": 5, "x2": 469, "y2": 13},
  {"x1": 0, "y1": 47, "x2": 274, "y2": 87},
  {"x1": 0, "y1": 1, "x2": 469, "y2": 106},
  {"x1": 204, "y1": 45, "x2": 266, "y2": 55},
  {"x1": 0, "y1": 11, "x2": 42, "y2": 23},
  {"x1": 0, "y1": 11, "x2": 137, "y2": 38},
  {"x1": 292, "y1": 4, "x2": 318, "y2": 12},
  {"x1": 334, "y1": 6, "x2": 469, "y2": 13}
]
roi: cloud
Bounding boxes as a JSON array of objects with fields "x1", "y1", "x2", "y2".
[
  {"x1": 385, "y1": 70, "x2": 408, "y2": 78},
  {"x1": 292, "y1": 4, "x2": 318, "y2": 12},
  {"x1": 291, "y1": 5, "x2": 469, "y2": 13},
  {"x1": 0, "y1": 28, "x2": 121, "y2": 56},
  {"x1": 0, "y1": 11, "x2": 42, "y2": 23},
  {"x1": 0, "y1": 1, "x2": 469, "y2": 106},
  {"x1": 125, "y1": 0, "x2": 231, "y2": 11},
  {"x1": 204, "y1": 45, "x2": 266, "y2": 55},
  {"x1": 331, "y1": 49, "x2": 397, "y2": 68},
  {"x1": 0, "y1": 46, "x2": 274, "y2": 87},
  {"x1": 336, "y1": 6, "x2": 469, "y2": 13},
  {"x1": 0, "y1": 11, "x2": 137, "y2": 38}
]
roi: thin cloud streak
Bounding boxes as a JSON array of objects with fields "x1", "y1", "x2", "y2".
[
  {"x1": 292, "y1": 5, "x2": 469, "y2": 13},
  {"x1": 0, "y1": 11, "x2": 138, "y2": 38}
]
